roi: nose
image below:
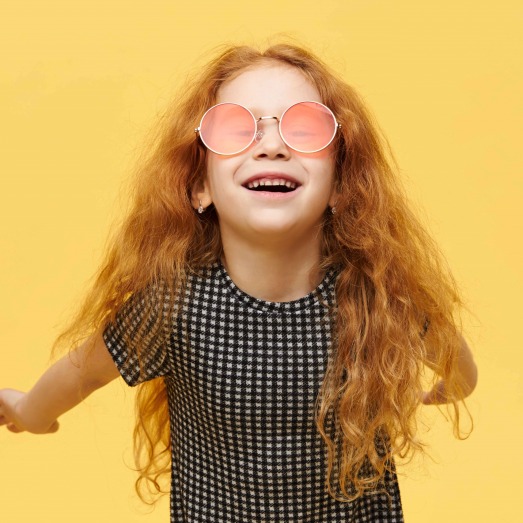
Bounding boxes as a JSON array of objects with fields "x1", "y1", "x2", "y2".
[{"x1": 253, "y1": 116, "x2": 290, "y2": 160}]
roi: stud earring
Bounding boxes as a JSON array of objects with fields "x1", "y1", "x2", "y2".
[
  {"x1": 331, "y1": 206, "x2": 336, "y2": 215},
  {"x1": 198, "y1": 200, "x2": 205, "y2": 214}
]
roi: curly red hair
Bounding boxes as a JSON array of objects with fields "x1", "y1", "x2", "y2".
[{"x1": 55, "y1": 42, "x2": 467, "y2": 503}]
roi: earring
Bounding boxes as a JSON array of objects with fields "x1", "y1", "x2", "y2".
[
  {"x1": 331, "y1": 206, "x2": 336, "y2": 215},
  {"x1": 197, "y1": 200, "x2": 205, "y2": 214}
]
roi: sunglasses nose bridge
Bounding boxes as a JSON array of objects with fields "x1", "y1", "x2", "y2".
[{"x1": 254, "y1": 115, "x2": 280, "y2": 143}]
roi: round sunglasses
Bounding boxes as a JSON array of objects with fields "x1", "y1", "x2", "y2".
[{"x1": 195, "y1": 101, "x2": 340, "y2": 155}]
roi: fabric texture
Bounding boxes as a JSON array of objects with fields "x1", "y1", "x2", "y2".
[{"x1": 103, "y1": 263, "x2": 404, "y2": 522}]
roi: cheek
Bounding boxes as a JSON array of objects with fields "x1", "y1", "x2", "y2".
[
  {"x1": 320, "y1": 163, "x2": 338, "y2": 203},
  {"x1": 302, "y1": 146, "x2": 336, "y2": 173},
  {"x1": 205, "y1": 153, "x2": 235, "y2": 180},
  {"x1": 204, "y1": 157, "x2": 240, "y2": 203},
  {"x1": 206, "y1": 152, "x2": 245, "y2": 181},
  {"x1": 310, "y1": 157, "x2": 336, "y2": 189}
]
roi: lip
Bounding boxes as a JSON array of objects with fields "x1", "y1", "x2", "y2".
[{"x1": 243, "y1": 186, "x2": 302, "y2": 200}]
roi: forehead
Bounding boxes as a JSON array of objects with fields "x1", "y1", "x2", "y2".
[{"x1": 216, "y1": 64, "x2": 321, "y2": 114}]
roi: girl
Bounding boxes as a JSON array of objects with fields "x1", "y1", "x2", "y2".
[{"x1": 0, "y1": 43, "x2": 477, "y2": 522}]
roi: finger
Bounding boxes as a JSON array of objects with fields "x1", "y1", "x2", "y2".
[
  {"x1": 0, "y1": 405, "x2": 13, "y2": 425},
  {"x1": 6, "y1": 423, "x2": 24, "y2": 434},
  {"x1": 48, "y1": 421, "x2": 60, "y2": 433}
]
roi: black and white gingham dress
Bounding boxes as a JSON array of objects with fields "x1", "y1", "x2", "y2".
[{"x1": 103, "y1": 263, "x2": 404, "y2": 522}]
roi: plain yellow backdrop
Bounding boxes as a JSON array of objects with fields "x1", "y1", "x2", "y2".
[{"x1": 1, "y1": 1, "x2": 521, "y2": 521}]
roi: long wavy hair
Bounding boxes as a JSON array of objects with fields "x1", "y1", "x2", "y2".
[{"x1": 55, "y1": 42, "x2": 467, "y2": 502}]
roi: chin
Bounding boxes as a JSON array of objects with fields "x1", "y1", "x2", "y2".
[{"x1": 247, "y1": 218, "x2": 321, "y2": 241}]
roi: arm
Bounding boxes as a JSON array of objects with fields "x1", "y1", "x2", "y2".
[
  {"x1": 0, "y1": 330, "x2": 120, "y2": 434},
  {"x1": 422, "y1": 334, "x2": 478, "y2": 405}
]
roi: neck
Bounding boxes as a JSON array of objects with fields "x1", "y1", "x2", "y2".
[{"x1": 220, "y1": 232, "x2": 324, "y2": 302}]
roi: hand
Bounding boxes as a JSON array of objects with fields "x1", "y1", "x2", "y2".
[
  {"x1": 422, "y1": 335, "x2": 478, "y2": 405},
  {"x1": 0, "y1": 388, "x2": 59, "y2": 434},
  {"x1": 421, "y1": 380, "x2": 447, "y2": 405}
]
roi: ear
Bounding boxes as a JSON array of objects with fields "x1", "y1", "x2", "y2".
[
  {"x1": 190, "y1": 176, "x2": 213, "y2": 211},
  {"x1": 328, "y1": 186, "x2": 340, "y2": 210}
]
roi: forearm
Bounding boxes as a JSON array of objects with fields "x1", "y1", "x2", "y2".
[
  {"x1": 19, "y1": 350, "x2": 106, "y2": 431},
  {"x1": 5, "y1": 332, "x2": 120, "y2": 433}
]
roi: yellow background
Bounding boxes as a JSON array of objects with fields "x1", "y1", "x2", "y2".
[{"x1": 1, "y1": 1, "x2": 521, "y2": 521}]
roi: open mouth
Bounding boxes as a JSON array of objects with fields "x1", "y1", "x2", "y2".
[{"x1": 244, "y1": 178, "x2": 299, "y2": 193}]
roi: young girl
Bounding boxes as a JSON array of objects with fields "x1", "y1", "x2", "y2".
[{"x1": 0, "y1": 43, "x2": 477, "y2": 522}]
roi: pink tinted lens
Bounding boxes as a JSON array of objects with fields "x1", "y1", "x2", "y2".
[
  {"x1": 280, "y1": 102, "x2": 336, "y2": 152},
  {"x1": 199, "y1": 103, "x2": 255, "y2": 155}
]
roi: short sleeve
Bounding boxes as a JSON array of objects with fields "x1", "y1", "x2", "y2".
[{"x1": 102, "y1": 288, "x2": 172, "y2": 386}]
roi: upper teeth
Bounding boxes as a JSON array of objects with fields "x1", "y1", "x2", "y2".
[{"x1": 246, "y1": 179, "x2": 297, "y2": 189}]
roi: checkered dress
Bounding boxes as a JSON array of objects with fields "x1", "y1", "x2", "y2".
[{"x1": 103, "y1": 263, "x2": 404, "y2": 522}]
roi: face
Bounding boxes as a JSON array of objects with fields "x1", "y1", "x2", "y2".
[{"x1": 194, "y1": 63, "x2": 338, "y2": 246}]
